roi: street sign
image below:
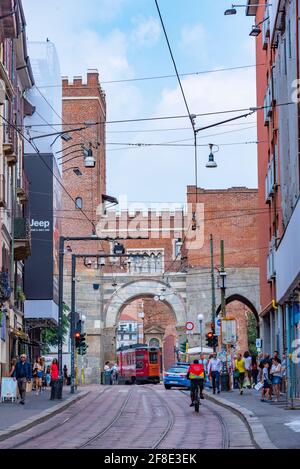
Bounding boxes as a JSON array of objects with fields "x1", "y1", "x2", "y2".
[
  {"x1": 215, "y1": 318, "x2": 221, "y2": 336},
  {"x1": 221, "y1": 318, "x2": 237, "y2": 345},
  {"x1": 256, "y1": 338, "x2": 262, "y2": 349},
  {"x1": 186, "y1": 321, "x2": 195, "y2": 331}
]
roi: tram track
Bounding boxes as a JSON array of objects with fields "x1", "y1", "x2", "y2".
[
  {"x1": 143, "y1": 385, "x2": 175, "y2": 449},
  {"x1": 78, "y1": 387, "x2": 134, "y2": 449},
  {"x1": 3, "y1": 387, "x2": 112, "y2": 449},
  {"x1": 179, "y1": 390, "x2": 229, "y2": 449}
]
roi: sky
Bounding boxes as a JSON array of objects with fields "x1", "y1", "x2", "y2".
[{"x1": 23, "y1": 0, "x2": 258, "y2": 205}]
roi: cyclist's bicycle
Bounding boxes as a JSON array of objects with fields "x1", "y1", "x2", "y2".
[{"x1": 191, "y1": 381, "x2": 201, "y2": 413}]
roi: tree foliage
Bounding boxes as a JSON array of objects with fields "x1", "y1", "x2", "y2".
[
  {"x1": 41, "y1": 304, "x2": 70, "y2": 353},
  {"x1": 247, "y1": 311, "x2": 257, "y2": 356}
]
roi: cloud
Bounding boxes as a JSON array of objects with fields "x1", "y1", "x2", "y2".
[
  {"x1": 130, "y1": 16, "x2": 161, "y2": 48},
  {"x1": 179, "y1": 23, "x2": 207, "y2": 59},
  {"x1": 108, "y1": 67, "x2": 258, "y2": 202}
]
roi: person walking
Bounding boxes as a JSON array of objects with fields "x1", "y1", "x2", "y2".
[
  {"x1": 243, "y1": 351, "x2": 252, "y2": 388},
  {"x1": 50, "y1": 358, "x2": 59, "y2": 400},
  {"x1": 270, "y1": 357, "x2": 282, "y2": 402},
  {"x1": 63, "y1": 365, "x2": 68, "y2": 386},
  {"x1": 207, "y1": 352, "x2": 222, "y2": 394},
  {"x1": 111, "y1": 363, "x2": 119, "y2": 385},
  {"x1": 45, "y1": 365, "x2": 51, "y2": 388},
  {"x1": 13, "y1": 354, "x2": 32, "y2": 405},
  {"x1": 261, "y1": 361, "x2": 272, "y2": 401},
  {"x1": 251, "y1": 355, "x2": 259, "y2": 386},
  {"x1": 33, "y1": 357, "x2": 44, "y2": 395},
  {"x1": 235, "y1": 353, "x2": 246, "y2": 395}
]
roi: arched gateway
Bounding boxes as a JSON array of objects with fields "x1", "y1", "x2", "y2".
[{"x1": 102, "y1": 278, "x2": 187, "y2": 363}]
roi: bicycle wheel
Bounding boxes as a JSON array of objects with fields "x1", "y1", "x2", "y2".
[{"x1": 194, "y1": 388, "x2": 200, "y2": 413}]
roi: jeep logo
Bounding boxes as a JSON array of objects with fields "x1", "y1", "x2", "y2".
[{"x1": 30, "y1": 219, "x2": 51, "y2": 230}]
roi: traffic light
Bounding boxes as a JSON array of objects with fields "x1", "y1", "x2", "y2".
[
  {"x1": 212, "y1": 335, "x2": 219, "y2": 348},
  {"x1": 75, "y1": 331, "x2": 81, "y2": 348},
  {"x1": 206, "y1": 331, "x2": 214, "y2": 347},
  {"x1": 180, "y1": 341, "x2": 187, "y2": 353},
  {"x1": 78, "y1": 333, "x2": 88, "y2": 356}
]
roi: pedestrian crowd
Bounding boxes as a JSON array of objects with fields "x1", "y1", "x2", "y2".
[
  {"x1": 3, "y1": 354, "x2": 71, "y2": 405},
  {"x1": 204, "y1": 350, "x2": 286, "y2": 402}
]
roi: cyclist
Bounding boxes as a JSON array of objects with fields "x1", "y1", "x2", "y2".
[{"x1": 187, "y1": 359, "x2": 205, "y2": 407}]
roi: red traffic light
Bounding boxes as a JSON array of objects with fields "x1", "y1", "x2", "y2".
[
  {"x1": 207, "y1": 332, "x2": 213, "y2": 338},
  {"x1": 75, "y1": 332, "x2": 80, "y2": 338}
]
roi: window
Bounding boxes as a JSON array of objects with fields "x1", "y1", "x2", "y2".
[
  {"x1": 128, "y1": 249, "x2": 164, "y2": 274},
  {"x1": 149, "y1": 351, "x2": 158, "y2": 364},
  {"x1": 75, "y1": 197, "x2": 82, "y2": 210}
]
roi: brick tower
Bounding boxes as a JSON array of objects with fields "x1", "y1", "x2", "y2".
[{"x1": 61, "y1": 70, "x2": 107, "y2": 257}]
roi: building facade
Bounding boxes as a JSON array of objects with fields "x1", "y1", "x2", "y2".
[
  {"x1": 0, "y1": 0, "x2": 34, "y2": 379},
  {"x1": 247, "y1": 0, "x2": 300, "y2": 396}
]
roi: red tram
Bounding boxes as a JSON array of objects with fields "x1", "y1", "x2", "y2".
[{"x1": 117, "y1": 344, "x2": 161, "y2": 384}]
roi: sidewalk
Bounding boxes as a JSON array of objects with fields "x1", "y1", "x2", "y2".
[
  {"x1": 0, "y1": 386, "x2": 88, "y2": 439},
  {"x1": 204, "y1": 387, "x2": 300, "y2": 449}
]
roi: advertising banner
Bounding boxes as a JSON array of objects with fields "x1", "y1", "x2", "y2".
[
  {"x1": 24, "y1": 153, "x2": 61, "y2": 303},
  {"x1": 1, "y1": 378, "x2": 17, "y2": 402}
]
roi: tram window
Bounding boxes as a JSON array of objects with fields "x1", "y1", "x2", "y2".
[
  {"x1": 149, "y1": 352, "x2": 158, "y2": 364},
  {"x1": 136, "y1": 353, "x2": 144, "y2": 369}
]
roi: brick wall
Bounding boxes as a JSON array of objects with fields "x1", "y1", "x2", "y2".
[
  {"x1": 61, "y1": 71, "x2": 108, "y2": 265},
  {"x1": 186, "y1": 186, "x2": 259, "y2": 269}
]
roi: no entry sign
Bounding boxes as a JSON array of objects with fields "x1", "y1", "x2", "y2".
[{"x1": 186, "y1": 321, "x2": 195, "y2": 331}]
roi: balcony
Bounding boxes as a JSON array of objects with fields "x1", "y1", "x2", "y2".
[
  {"x1": 3, "y1": 124, "x2": 17, "y2": 165},
  {"x1": 14, "y1": 217, "x2": 31, "y2": 261},
  {"x1": 16, "y1": 172, "x2": 29, "y2": 204}
]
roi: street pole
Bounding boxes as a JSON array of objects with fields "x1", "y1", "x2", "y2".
[
  {"x1": 200, "y1": 321, "x2": 203, "y2": 354},
  {"x1": 70, "y1": 255, "x2": 76, "y2": 394},
  {"x1": 58, "y1": 236, "x2": 65, "y2": 377},
  {"x1": 220, "y1": 240, "x2": 230, "y2": 389},
  {"x1": 220, "y1": 240, "x2": 226, "y2": 319},
  {"x1": 210, "y1": 234, "x2": 217, "y2": 352}
]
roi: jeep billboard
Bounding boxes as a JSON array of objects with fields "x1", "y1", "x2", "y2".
[{"x1": 24, "y1": 153, "x2": 61, "y2": 302}]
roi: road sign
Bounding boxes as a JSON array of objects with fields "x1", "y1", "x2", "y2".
[
  {"x1": 256, "y1": 338, "x2": 262, "y2": 349},
  {"x1": 215, "y1": 318, "x2": 221, "y2": 336},
  {"x1": 221, "y1": 319, "x2": 237, "y2": 345},
  {"x1": 186, "y1": 321, "x2": 195, "y2": 331}
]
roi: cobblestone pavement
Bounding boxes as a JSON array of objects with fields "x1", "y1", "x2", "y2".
[{"x1": 0, "y1": 385, "x2": 255, "y2": 449}]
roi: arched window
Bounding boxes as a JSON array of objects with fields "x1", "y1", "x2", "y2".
[{"x1": 75, "y1": 197, "x2": 83, "y2": 210}]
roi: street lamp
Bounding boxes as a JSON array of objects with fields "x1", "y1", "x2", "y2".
[
  {"x1": 224, "y1": 4, "x2": 272, "y2": 15},
  {"x1": 206, "y1": 144, "x2": 218, "y2": 169},
  {"x1": 198, "y1": 313, "x2": 204, "y2": 354},
  {"x1": 249, "y1": 15, "x2": 270, "y2": 36}
]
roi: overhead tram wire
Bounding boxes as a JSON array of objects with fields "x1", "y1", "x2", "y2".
[
  {"x1": 154, "y1": 0, "x2": 197, "y2": 196},
  {"x1": 0, "y1": 114, "x2": 97, "y2": 234},
  {"x1": 20, "y1": 101, "x2": 294, "y2": 127},
  {"x1": 34, "y1": 63, "x2": 266, "y2": 88},
  {"x1": 33, "y1": 84, "x2": 100, "y2": 153}
]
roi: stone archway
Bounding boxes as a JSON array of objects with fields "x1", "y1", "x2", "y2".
[
  {"x1": 102, "y1": 278, "x2": 187, "y2": 363},
  {"x1": 216, "y1": 294, "x2": 260, "y2": 352},
  {"x1": 105, "y1": 279, "x2": 187, "y2": 328}
]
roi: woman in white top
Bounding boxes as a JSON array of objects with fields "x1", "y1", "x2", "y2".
[
  {"x1": 270, "y1": 357, "x2": 282, "y2": 401},
  {"x1": 243, "y1": 351, "x2": 252, "y2": 387}
]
